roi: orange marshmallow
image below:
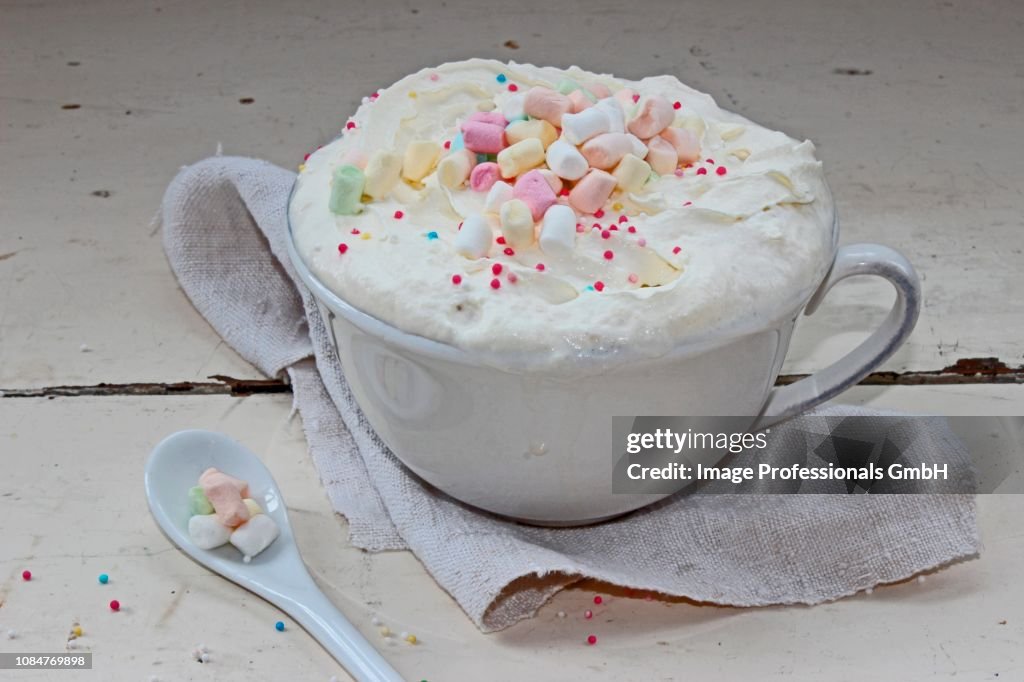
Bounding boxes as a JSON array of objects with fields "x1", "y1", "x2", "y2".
[
  {"x1": 627, "y1": 95, "x2": 675, "y2": 139},
  {"x1": 523, "y1": 87, "x2": 573, "y2": 126},
  {"x1": 568, "y1": 169, "x2": 617, "y2": 214},
  {"x1": 580, "y1": 133, "x2": 646, "y2": 170},
  {"x1": 199, "y1": 468, "x2": 251, "y2": 528},
  {"x1": 646, "y1": 135, "x2": 679, "y2": 175},
  {"x1": 659, "y1": 127, "x2": 702, "y2": 164},
  {"x1": 568, "y1": 90, "x2": 593, "y2": 113}
]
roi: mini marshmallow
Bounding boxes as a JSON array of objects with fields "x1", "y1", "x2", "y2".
[
  {"x1": 499, "y1": 199, "x2": 535, "y2": 248},
  {"x1": 512, "y1": 169, "x2": 557, "y2": 221},
  {"x1": 556, "y1": 77, "x2": 584, "y2": 95},
  {"x1": 469, "y1": 162, "x2": 502, "y2": 192},
  {"x1": 594, "y1": 97, "x2": 625, "y2": 133},
  {"x1": 328, "y1": 164, "x2": 365, "y2": 215},
  {"x1": 561, "y1": 107, "x2": 611, "y2": 145},
  {"x1": 545, "y1": 139, "x2": 589, "y2": 181},
  {"x1": 436, "y1": 150, "x2": 476, "y2": 189},
  {"x1": 537, "y1": 169, "x2": 563, "y2": 194},
  {"x1": 505, "y1": 119, "x2": 557, "y2": 149},
  {"x1": 199, "y1": 468, "x2": 248, "y2": 496},
  {"x1": 460, "y1": 121, "x2": 506, "y2": 154},
  {"x1": 587, "y1": 82, "x2": 612, "y2": 99},
  {"x1": 230, "y1": 514, "x2": 280, "y2": 562},
  {"x1": 628, "y1": 95, "x2": 675, "y2": 139},
  {"x1": 496, "y1": 138, "x2": 545, "y2": 178},
  {"x1": 454, "y1": 214, "x2": 494, "y2": 258},
  {"x1": 568, "y1": 169, "x2": 617, "y2": 214},
  {"x1": 612, "y1": 153, "x2": 652, "y2": 192},
  {"x1": 483, "y1": 180, "x2": 514, "y2": 213},
  {"x1": 468, "y1": 111, "x2": 508, "y2": 127},
  {"x1": 188, "y1": 486, "x2": 213, "y2": 516},
  {"x1": 539, "y1": 204, "x2": 577, "y2": 257},
  {"x1": 363, "y1": 151, "x2": 403, "y2": 200},
  {"x1": 568, "y1": 90, "x2": 593, "y2": 113},
  {"x1": 500, "y1": 93, "x2": 526, "y2": 121},
  {"x1": 646, "y1": 135, "x2": 678, "y2": 175},
  {"x1": 401, "y1": 141, "x2": 441, "y2": 182},
  {"x1": 199, "y1": 468, "x2": 250, "y2": 527},
  {"x1": 523, "y1": 86, "x2": 572, "y2": 126},
  {"x1": 188, "y1": 514, "x2": 231, "y2": 550},
  {"x1": 580, "y1": 133, "x2": 647, "y2": 170},
  {"x1": 243, "y1": 498, "x2": 263, "y2": 517},
  {"x1": 659, "y1": 127, "x2": 702, "y2": 164}
]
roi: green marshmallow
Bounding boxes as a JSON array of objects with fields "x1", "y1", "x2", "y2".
[
  {"x1": 328, "y1": 164, "x2": 365, "y2": 215},
  {"x1": 188, "y1": 486, "x2": 214, "y2": 515},
  {"x1": 556, "y1": 78, "x2": 581, "y2": 95}
]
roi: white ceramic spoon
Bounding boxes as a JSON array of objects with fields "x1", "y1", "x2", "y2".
[{"x1": 145, "y1": 429, "x2": 404, "y2": 682}]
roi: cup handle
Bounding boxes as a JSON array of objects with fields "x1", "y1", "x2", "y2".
[{"x1": 756, "y1": 243, "x2": 921, "y2": 428}]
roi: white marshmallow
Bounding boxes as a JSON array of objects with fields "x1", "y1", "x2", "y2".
[
  {"x1": 483, "y1": 180, "x2": 514, "y2": 214},
  {"x1": 594, "y1": 97, "x2": 625, "y2": 133},
  {"x1": 545, "y1": 139, "x2": 589, "y2": 181},
  {"x1": 561, "y1": 107, "x2": 611, "y2": 145},
  {"x1": 539, "y1": 204, "x2": 577, "y2": 257},
  {"x1": 626, "y1": 133, "x2": 649, "y2": 159},
  {"x1": 500, "y1": 199, "x2": 535, "y2": 248},
  {"x1": 188, "y1": 514, "x2": 231, "y2": 550},
  {"x1": 230, "y1": 514, "x2": 280, "y2": 562},
  {"x1": 436, "y1": 150, "x2": 475, "y2": 188},
  {"x1": 454, "y1": 214, "x2": 494, "y2": 259},
  {"x1": 500, "y1": 92, "x2": 526, "y2": 121}
]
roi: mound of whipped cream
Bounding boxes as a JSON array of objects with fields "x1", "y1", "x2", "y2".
[{"x1": 290, "y1": 59, "x2": 835, "y2": 367}]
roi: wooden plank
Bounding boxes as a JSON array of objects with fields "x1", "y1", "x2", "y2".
[
  {"x1": 0, "y1": 386, "x2": 1021, "y2": 680},
  {"x1": 1, "y1": 0, "x2": 1021, "y2": 386}
]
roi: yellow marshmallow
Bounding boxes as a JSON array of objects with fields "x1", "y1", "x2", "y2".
[
  {"x1": 499, "y1": 198, "x2": 535, "y2": 248},
  {"x1": 612, "y1": 154, "x2": 652, "y2": 192},
  {"x1": 363, "y1": 151, "x2": 403, "y2": 200},
  {"x1": 505, "y1": 119, "x2": 558, "y2": 149},
  {"x1": 401, "y1": 141, "x2": 441, "y2": 182},
  {"x1": 496, "y1": 138, "x2": 545, "y2": 178},
  {"x1": 436, "y1": 150, "x2": 476, "y2": 188}
]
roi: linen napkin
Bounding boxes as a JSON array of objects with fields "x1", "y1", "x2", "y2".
[{"x1": 160, "y1": 156, "x2": 979, "y2": 632}]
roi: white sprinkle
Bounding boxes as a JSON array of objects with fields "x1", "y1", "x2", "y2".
[
  {"x1": 400, "y1": 631, "x2": 409, "y2": 640},
  {"x1": 556, "y1": 611, "x2": 566, "y2": 619},
  {"x1": 79, "y1": 343, "x2": 91, "y2": 352},
  {"x1": 6, "y1": 630, "x2": 15, "y2": 639},
  {"x1": 200, "y1": 653, "x2": 210, "y2": 663},
  {"x1": 370, "y1": 616, "x2": 382, "y2": 627}
]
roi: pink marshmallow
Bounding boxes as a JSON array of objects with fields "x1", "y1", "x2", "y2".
[
  {"x1": 568, "y1": 169, "x2": 617, "y2": 214},
  {"x1": 646, "y1": 135, "x2": 679, "y2": 175},
  {"x1": 587, "y1": 82, "x2": 611, "y2": 99},
  {"x1": 461, "y1": 121, "x2": 507, "y2": 154},
  {"x1": 568, "y1": 90, "x2": 593, "y2": 113},
  {"x1": 470, "y1": 162, "x2": 502, "y2": 192},
  {"x1": 468, "y1": 111, "x2": 509, "y2": 127},
  {"x1": 659, "y1": 127, "x2": 702, "y2": 164},
  {"x1": 512, "y1": 169, "x2": 557, "y2": 221},
  {"x1": 199, "y1": 468, "x2": 251, "y2": 528},
  {"x1": 627, "y1": 95, "x2": 675, "y2": 139},
  {"x1": 580, "y1": 133, "x2": 639, "y2": 170},
  {"x1": 523, "y1": 86, "x2": 573, "y2": 126}
]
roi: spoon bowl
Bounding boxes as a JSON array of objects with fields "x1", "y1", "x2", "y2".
[{"x1": 145, "y1": 429, "x2": 403, "y2": 682}]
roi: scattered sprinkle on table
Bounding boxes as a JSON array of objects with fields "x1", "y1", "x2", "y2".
[
  {"x1": 275, "y1": 621, "x2": 285, "y2": 632},
  {"x1": 109, "y1": 599, "x2": 120, "y2": 611},
  {"x1": 98, "y1": 573, "x2": 109, "y2": 584},
  {"x1": 587, "y1": 634, "x2": 598, "y2": 645},
  {"x1": 21, "y1": 570, "x2": 31, "y2": 581}
]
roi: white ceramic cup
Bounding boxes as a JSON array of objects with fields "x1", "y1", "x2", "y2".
[{"x1": 287, "y1": 209, "x2": 920, "y2": 525}]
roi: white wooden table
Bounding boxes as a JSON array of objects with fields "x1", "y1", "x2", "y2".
[{"x1": 1, "y1": 1, "x2": 1021, "y2": 680}]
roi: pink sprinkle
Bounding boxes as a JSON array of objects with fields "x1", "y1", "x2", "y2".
[
  {"x1": 507, "y1": 272, "x2": 518, "y2": 283},
  {"x1": 490, "y1": 278, "x2": 501, "y2": 290},
  {"x1": 535, "y1": 263, "x2": 546, "y2": 271},
  {"x1": 444, "y1": 140, "x2": 451, "y2": 150},
  {"x1": 504, "y1": 247, "x2": 515, "y2": 256},
  {"x1": 637, "y1": 238, "x2": 647, "y2": 247},
  {"x1": 632, "y1": 93, "x2": 640, "y2": 103},
  {"x1": 508, "y1": 83, "x2": 519, "y2": 92},
  {"x1": 346, "y1": 121, "x2": 356, "y2": 130},
  {"x1": 496, "y1": 236, "x2": 506, "y2": 245},
  {"x1": 618, "y1": 215, "x2": 628, "y2": 223},
  {"x1": 603, "y1": 250, "x2": 614, "y2": 260},
  {"x1": 673, "y1": 246, "x2": 682, "y2": 254},
  {"x1": 601, "y1": 230, "x2": 611, "y2": 240},
  {"x1": 451, "y1": 274, "x2": 462, "y2": 285},
  {"x1": 351, "y1": 228, "x2": 360, "y2": 234},
  {"x1": 337, "y1": 243, "x2": 348, "y2": 254},
  {"x1": 592, "y1": 223, "x2": 602, "y2": 230},
  {"x1": 716, "y1": 166, "x2": 727, "y2": 176},
  {"x1": 370, "y1": 91, "x2": 380, "y2": 100},
  {"x1": 576, "y1": 223, "x2": 585, "y2": 233},
  {"x1": 627, "y1": 226, "x2": 637, "y2": 234},
  {"x1": 492, "y1": 263, "x2": 503, "y2": 276},
  {"x1": 458, "y1": 221, "x2": 463, "y2": 230},
  {"x1": 584, "y1": 610, "x2": 593, "y2": 619},
  {"x1": 587, "y1": 635, "x2": 597, "y2": 646},
  {"x1": 593, "y1": 595, "x2": 603, "y2": 605},
  {"x1": 429, "y1": 73, "x2": 440, "y2": 81},
  {"x1": 685, "y1": 163, "x2": 693, "y2": 169},
  {"x1": 706, "y1": 158, "x2": 715, "y2": 164},
  {"x1": 559, "y1": 187, "x2": 570, "y2": 196},
  {"x1": 594, "y1": 209, "x2": 605, "y2": 219},
  {"x1": 674, "y1": 168, "x2": 684, "y2": 177},
  {"x1": 394, "y1": 210, "x2": 404, "y2": 219},
  {"x1": 683, "y1": 201, "x2": 693, "y2": 206},
  {"x1": 696, "y1": 167, "x2": 708, "y2": 175},
  {"x1": 628, "y1": 273, "x2": 639, "y2": 283},
  {"x1": 673, "y1": 101, "x2": 682, "y2": 110},
  {"x1": 303, "y1": 152, "x2": 311, "y2": 162},
  {"x1": 22, "y1": 570, "x2": 31, "y2": 581},
  {"x1": 609, "y1": 225, "x2": 618, "y2": 231},
  {"x1": 594, "y1": 281, "x2": 605, "y2": 292}
]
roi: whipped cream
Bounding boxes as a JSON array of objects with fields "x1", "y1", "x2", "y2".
[{"x1": 290, "y1": 59, "x2": 835, "y2": 369}]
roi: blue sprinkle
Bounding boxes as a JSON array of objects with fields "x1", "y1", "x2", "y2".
[
  {"x1": 275, "y1": 621, "x2": 285, "y2": 632},
  {"x1": 496, "y1": 73, "x2": 507, "y2": 83},
  {"x1": 476, "y1": 153, "x2": 489, "y2": 164},
  {"x1": 426, "y1": 231, "x2": 438, "y2": 240},
  {"x1": 98, "y1": 573, "x2": 109, "y2": 584},
  {"x1": 584, "y1": 285, "x2": 595, "y2": 292},
  {"x1": 451, "y1": 132, "x2": 464, "y2": 152}
]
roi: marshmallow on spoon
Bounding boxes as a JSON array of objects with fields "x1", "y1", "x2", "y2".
[
  {"x1": 454, "y1": 214, "x2": 494, "y2": 258},
  {"x1": 627, "y1": 95, "x2": 675, "y2": 138},
  {"x1": 230, "y1": 514, "x2": 280, "y2": 563},
  {"x1": 523, "y1": 86, "x2": 572, "y2": 126},
  {"x1": 569, "y1": 169, "x2": 617, "y2": 214},
  {"x1": 539, "y1": 204, "x2": 577, "y2": 257},
  {"x1": 188, "y1": 514, "x2": 231, "y2": 550},
  {"x1": 545, "y1": 139, "x2": 589, "y2": 181}
]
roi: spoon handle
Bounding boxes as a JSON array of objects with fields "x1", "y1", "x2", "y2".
[{"x1": 270, "y1": 569, "x2": 405, "y2": 682}]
